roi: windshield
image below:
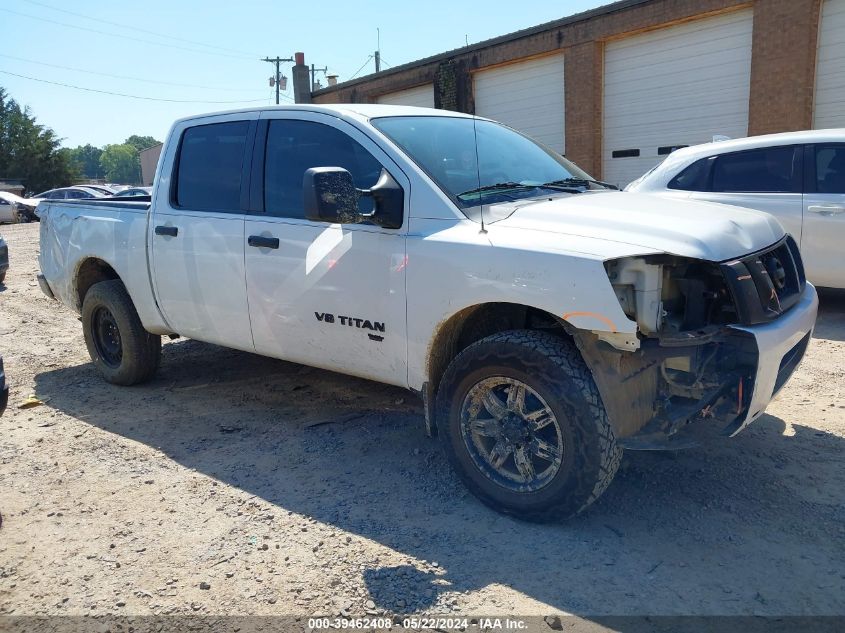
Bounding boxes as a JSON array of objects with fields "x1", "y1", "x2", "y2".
[{"x1": 371, "y1": 116, "x2": 602, "y2": 210}]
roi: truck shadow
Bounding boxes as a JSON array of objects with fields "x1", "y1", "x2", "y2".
[{"x1": 33, "y1": 339, "x2": 845, "y2": 616}]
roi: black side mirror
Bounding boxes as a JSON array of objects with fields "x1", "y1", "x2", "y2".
[
  {"x1": 303, "y1": 167, "x2": 360, "y2": 224},
  {"x1": 366, "y1": 168, "x2": 403, "y2": 229},
  {"x1": 303, "y1": 167, "x2": 404, "y2": 229}
]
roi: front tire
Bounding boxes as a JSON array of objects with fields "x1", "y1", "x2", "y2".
[
  {"x1": 81, "y1": 280, "x2": 161, "y2": 385},
  {"x1": 436, "y1": 330, "x2": 621, "y2": 521}
]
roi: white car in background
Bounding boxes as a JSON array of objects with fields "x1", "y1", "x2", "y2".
[
  {"x1": 627, "y1": 130, "x2": 845, "y2": 289},
  {"x1": 0, "y1": 191, "x2": 37, "y2": 223}
]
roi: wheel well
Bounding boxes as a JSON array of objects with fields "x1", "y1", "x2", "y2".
[
  {"x1": 75, "y1": 258, "x2": 120, "y2": 310},
  {"x1": 424, "y1": 302, "x2": 570, "y2": 434}
]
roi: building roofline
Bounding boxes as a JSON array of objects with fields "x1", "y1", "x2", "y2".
[{"x1": 312, "y1": 0, "x2": 651, "y2": 96}]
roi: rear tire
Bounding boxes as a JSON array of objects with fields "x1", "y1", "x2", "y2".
[
  {"x1": 81, "y1": 280, "x2": 161, "y2": 385},
  {"x1": 436, "y1": 329, "x2": 621, "y2": 521}
]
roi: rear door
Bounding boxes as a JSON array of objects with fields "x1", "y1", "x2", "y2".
[
  {"x1": 802, "y1": 143, "x2": 845, "y2": 287},
  {"x1": 149, "y1": 113, "x2": 257, "y2": 351},
  {"x1": 687, "y1": 145, "x2": 804, "y2": 243},
  {"x1": 243, "y1": 111, "x2": 410, "y2": 387}
]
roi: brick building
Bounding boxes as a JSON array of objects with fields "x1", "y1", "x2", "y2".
[{"x1": 310, "y1": 0, "x2": 844, "y2": 186}]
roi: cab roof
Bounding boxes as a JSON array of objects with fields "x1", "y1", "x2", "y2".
[{"x1": 172, "y1": 103, "x2": 477, "y2": 128}]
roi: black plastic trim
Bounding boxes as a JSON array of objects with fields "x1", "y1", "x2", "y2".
[
  {"x1": 249, "y1": 119, "x2": 269, "y2": 214},
  {"x1": 720, "y1": 236, "x2": 806, "y2": 325}
]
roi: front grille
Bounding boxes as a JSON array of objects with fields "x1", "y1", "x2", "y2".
[{"x1": 720, "y1": 236, "x2": 805, "y2": 325}]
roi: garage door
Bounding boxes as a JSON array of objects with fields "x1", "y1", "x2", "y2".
[
  {"x1": 603, "y1": 10, "x2": 753, "y2": 188},
  {"x1": 814, "y1": 0, "x2": 845, "y2": 129},
  {"x1": 474, "y1": 54, "x2": 565, "y2": 153},
  {"x1": 376, "y1": 84, "x2": 435, "y2": 108}
]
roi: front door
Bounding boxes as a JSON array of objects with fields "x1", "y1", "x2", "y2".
[
  {"x1": 244, "y1": 112, "x2": 409, "y2": 387},
  {"x1": 150, "y1": 114, "x2": 256, "y2": 351},
  {"x1": 802, "y1": 143, "x2": 845, "y2": 288}
]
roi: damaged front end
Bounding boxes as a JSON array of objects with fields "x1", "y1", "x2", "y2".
[{"x1": 575, "y1": 236, "x2": 811, "y2": 449}]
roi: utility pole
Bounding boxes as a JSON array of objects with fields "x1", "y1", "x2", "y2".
[
  {"x1": 310, "y1": 64, "x2": 328, "y2": 91},
  {"x1": 262, "y1": 56, "x2": 294, "y2": 105},
  {"x1": 375, "y1": 27, "x2": 381, "y2": 73}
]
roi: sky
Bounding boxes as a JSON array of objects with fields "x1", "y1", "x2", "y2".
[{"x1": 0, "y1": 0, "x2": 609, "y2": 149}]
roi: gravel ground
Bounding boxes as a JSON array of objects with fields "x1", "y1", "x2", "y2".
[{"x1": 0, "y1": 222, "x2": 843, "y2": 624}]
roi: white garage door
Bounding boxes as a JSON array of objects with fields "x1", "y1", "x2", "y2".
[
  {"x1": 814, "y1": 0, "x2": 845, "y2": 129},
  {"x1": 376, "y1": 84, "x2": 435, "y2": 108},
  {"x1": 474, "y1": 54, "x2": 565, "y2": 153},
  {"x1": 603, "y1": 10, "x2": 753, "y2": 188}
]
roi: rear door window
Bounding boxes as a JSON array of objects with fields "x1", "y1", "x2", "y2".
[
  {"x1": 813, "y1": 145, "x2": 845, "y2": 194},
  {"x1": 175, "y1": 120, "x2": 250, "y2": 211},
  {"x1": 710, "y1": 146, "x2": 801, "y2": 193}
]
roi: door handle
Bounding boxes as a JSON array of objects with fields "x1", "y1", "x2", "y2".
[
  {"x1": 248, "y1": 235, "x2": 280, "y2": 249},
  {"x1": 808, "y1": 205, "x2": 845, "y2": 215},
  {"x1": 155, "y1": 225, "x2": 178, "y2": 236}
]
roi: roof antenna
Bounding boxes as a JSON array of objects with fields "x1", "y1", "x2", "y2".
[{"x1": 472, "y1": 115, "x2": 486, "y2": 234}]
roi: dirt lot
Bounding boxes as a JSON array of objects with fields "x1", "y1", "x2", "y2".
[{"x1": 0, "y1": 221, "x2": 843, "y2": 623}]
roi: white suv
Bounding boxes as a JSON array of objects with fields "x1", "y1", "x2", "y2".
[{"x1": 627, "y1": 129, "x2": 845, "y2": 289}]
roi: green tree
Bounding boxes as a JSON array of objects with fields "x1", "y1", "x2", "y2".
[
  {"x1": 124, "y1": 135, "x2": 160, "y2": 153},
  {"x1": 100, "y1": 144, "x2": 140, "y2": 184},
  {"x1": 0, "y1": 86, "x2": 78, "y2": 194},
  {"x1": 69, "y1": 144, "x2": 104, "y2": 180},
  {"x1": 123, "y1": 135, "x2": 160, "y2": 186}
]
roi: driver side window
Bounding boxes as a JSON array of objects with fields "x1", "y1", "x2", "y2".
[{"x1": 264, "y1": 120, "x2": 383, "y2": 219}]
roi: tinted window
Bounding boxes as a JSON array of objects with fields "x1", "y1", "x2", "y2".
[
  {"x1": 66, "y1": 190, "x2": 88, "y2": 199},
  {"x1": 711, "y1": 146, "x2": 799, "y2": 193},
  {"x1": 176, "y1": 121, "x2": 249, "y2": 210},
  {"x1": 263, "y1": 120, "x2": 382, "y2": 219},
  {"x1": 668, "y1": 157, "x2": 712, "y2": 191},
  {"x1": 815, "y1": 145, "x2": 845, "y2": 194}
]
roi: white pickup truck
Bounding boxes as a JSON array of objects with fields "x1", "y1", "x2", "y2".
[{"x1": 37, "y1": 105, "x2": 818, "y2": 520}]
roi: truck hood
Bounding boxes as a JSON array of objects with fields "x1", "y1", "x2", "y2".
[{"x1": 493, "y1": 191, "x2": 786, "y2": 262}]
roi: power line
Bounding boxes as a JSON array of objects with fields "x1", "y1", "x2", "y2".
[
  {"x1": 1, "y1": 8, "x2": 255, "y2": 61},
  {"x1": 0, "y1": 53, "x2": 268, "y2": 93},
  {"x1": 20, "y1": 0, "x2": 257, "y2": 59},
  {"x1": 349, "y1": 56, "x2": 374, "y2": 81},
  {"x1": 0, "y1": 70, "x2": 270, "y2": 104}
]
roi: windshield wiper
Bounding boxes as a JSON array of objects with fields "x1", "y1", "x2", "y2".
[
  {"x1": 458, "y1": 179, "x2": 610, "y2": 201},
  {"x1": 457, "y1": 182, "x2": 539, "y2": 198},
  {"x1": 542, "y1": 178, "x2": 618, "y2": 190}
]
